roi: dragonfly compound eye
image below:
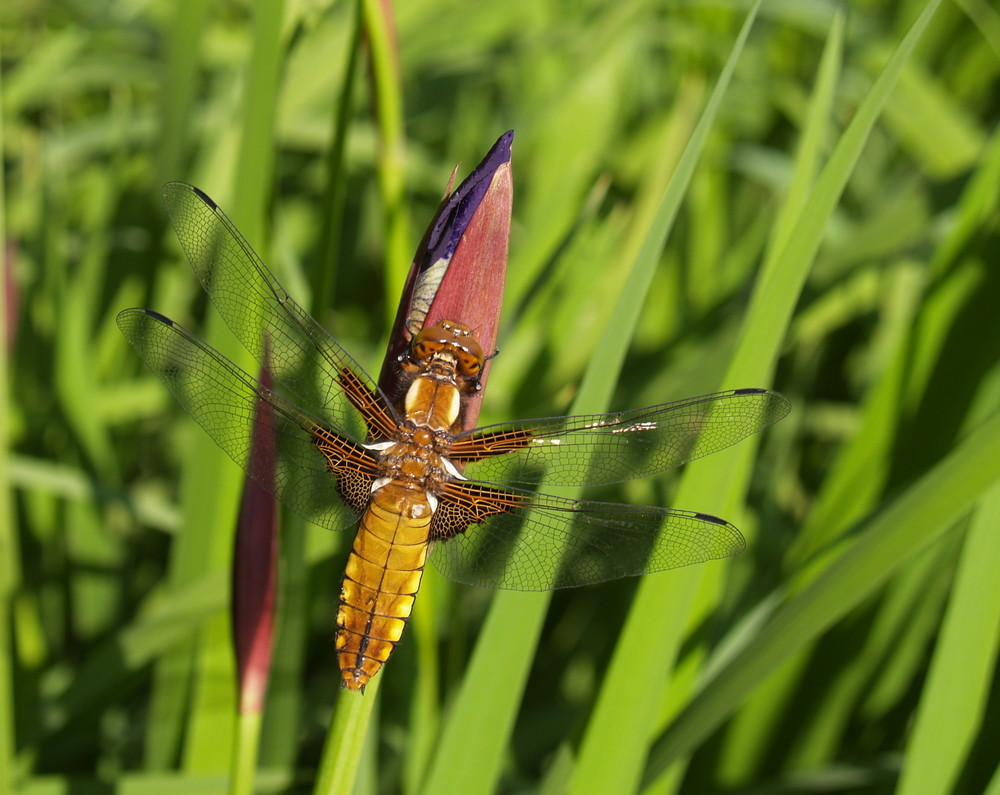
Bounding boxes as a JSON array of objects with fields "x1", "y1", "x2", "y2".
[{"x1": 456, "y1": 346, "x2": 484, "y2": 378}]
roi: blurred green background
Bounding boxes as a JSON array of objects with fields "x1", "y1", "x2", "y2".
[{"x1": 3, "y1": 0, "x2": 1000, "y2": 793}]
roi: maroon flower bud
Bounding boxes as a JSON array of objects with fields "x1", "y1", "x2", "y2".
[
  {"x1": 232, "y1": 357, "x2": 279, "y2": 714},
  {"x1": 379, "y1": 131, "x2": 513, "y2": 429}
]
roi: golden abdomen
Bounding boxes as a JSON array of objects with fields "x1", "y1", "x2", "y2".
[{"x1": 337, "y1": 482, "x2": 433, "y2": 691}]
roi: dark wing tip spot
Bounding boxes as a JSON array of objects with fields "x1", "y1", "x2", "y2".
[
  {"x1": 694, "y1": 512, "x2": 730, "y2": 526},
  {"x1": 190, "y1": 185, "x2": 218, "y2": 210},
  {"x1": 143, "y1": 308, "x2": 175, "y2": 326},
  {"x1": 733, "y1": 387, "x2": 767, "y2": 396}
]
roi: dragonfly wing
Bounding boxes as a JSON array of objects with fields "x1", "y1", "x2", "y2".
[
  {"x1": 450, "y1": 388, "x2": 790, "y2": 487},
  {"x1": 428, "y1": 479, "x2": 744, "y2": 590},
  {"x1": 161, "y1": 182, "x2": 399, "y2": 442},
  {"x1": 118, "y1": 308, "x2": 377, "y2": 532}
]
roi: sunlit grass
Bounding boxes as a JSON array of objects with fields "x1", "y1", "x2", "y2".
[{"x1": 4, "y1": 0, "x2": 1000, "y2": 793}]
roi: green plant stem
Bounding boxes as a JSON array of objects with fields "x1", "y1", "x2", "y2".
[
  {"x1": 0, "y1": 32, "x2": 17, "y2": 794},
  {"x1": 314, "y1": 0, "x2": 364, "y2": 319},
  {"x1": 313, "y1": 677, "x2": 382, "y2": 795},
  {"x1": 362, "y1": 0, "x2": 411, "y2": 318},
  {"x1": 157, "y1": 0, "x2": 211, "y2": 184},
  {"x1": 230, "y1": 711, "x2": 263, "y2": 795}
]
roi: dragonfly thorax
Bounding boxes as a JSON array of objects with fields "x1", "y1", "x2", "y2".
[
  {"x1": 404, "y1": 372, "x2": 461, "y2": 431},
  {"x1": 374, "y1": 432, "x2": 454, "y2": 494}
]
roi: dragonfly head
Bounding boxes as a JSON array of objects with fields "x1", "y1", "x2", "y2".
[{"x1": 403, "y1": 321, "x2": 485, "y2": 388}]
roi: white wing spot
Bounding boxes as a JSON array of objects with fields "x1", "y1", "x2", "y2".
[{"x1": 441, "y1": 457, "x2": 467, "y2": 480}]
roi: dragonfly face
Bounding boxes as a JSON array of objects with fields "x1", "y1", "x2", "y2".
[
  {"x1": 118, "y1": 182, "x2": 790, "y2": 691},
  {"x1": 402, "y1": 320, "x2": 486, "y2": 388}
]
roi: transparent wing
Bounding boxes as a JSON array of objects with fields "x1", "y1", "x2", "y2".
[
  {"x1": 118, "y1": 308, "x2": 377, "y2": 532},
  {"x1": 161, "y1": 181, "x2": 399, "y2": 441},
  {"x1": 451, "y1": 388, "x2": 790, "y2": 487},
  {"x1": 429, "y1": 480, "x2": 744, "y2": 590}
]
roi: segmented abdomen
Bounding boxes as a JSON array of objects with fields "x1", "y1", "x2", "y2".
[{"x1": 337, "y1": 482, "x2": 433, "y2": 691}]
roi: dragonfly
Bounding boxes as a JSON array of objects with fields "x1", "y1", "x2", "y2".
[{"x1": 118, "y1": 183, "x2": 790, "y2": 691}]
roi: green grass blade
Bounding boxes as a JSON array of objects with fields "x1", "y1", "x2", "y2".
[
  {"x1": 635, "y1": 0, "x2": 947, "y2": 782},
  {"x1": 363, "y1": 0, "x2": 412, "y2": 314},
  {"x1": 790, "y1": 123, "x2": 1000, "y2": 566},
  {"x1": 643, "y1": 403, "x2": 1000, "y2": 782},
  {"x1": 577, "y1": 2, "x2": 761, "y2": 410},
  {"x1": 52, "y1": 572, "x2": 227, "y2": 728},
  {"x1": 567, "y1": 7, "x2": 764, "y2": 791},
  {"x1": 142, "y1": 2, "x2": 215, "y2": 767},
  {"x1": 709, "y1": 16, "x2": 846, "y2": 778},
  {"x1": 420, "y1": 591, "x2": 550, "y2": 795},
  {"x1": 588, "y1": 0, "x2": 947, "y2": 788},
  {"x1": 156, "y1": 0, "x2": 211, "y2": 185},
  {"x1": 763, "y1": 8, "x2": 844, "y2": 277},
  {"x1": 313, "y1": 0, "x2": 364, "y2": 319},
  {"x1": 256, "y1": 517, "x2": 310, "y2": 768},
  {"x1": 896, "y1": 483, "x2": 1000, "y2": 793},
  {"x1": 736, "y1": 0, "x2": 943, "y2": 383}
]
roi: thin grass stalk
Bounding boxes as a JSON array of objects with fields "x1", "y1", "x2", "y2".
[
  {"x1": 954, "y1": 0, "x2": 1000, "y2": 58},
  {"x1": 144, "y1": 4, "x2": 221, "y2": 768},
  {"x1": 898, "y1": 124, "x2": 1000, "y2": 413},
  {"x1": 156, "y1": 0, "x2": 211, "y2": 185},
  {"x1": 762, "y1": 8, "x2": 844, "y2": 280},
  {"x1": 314, "y1": 0, "x2": 364, "y2": 319},
  {"x1": 53, "y1": 184, "x2": 117, "y2": 485},
  {"x1": 742, "y1": 0, "x2": 943, "y2": 372},
  {"x1": 361, "y1": 0, "x2": 411, "y2": 314},
  {"x1": 229, "y1": 0, "x2": 287, "y2": 233},
  {"x1": 404, "y1": 573, "x2": 440, "y2": 795},
  {"x1": 0, "y1": 42, "x2": 18, "y2": 794},
  {"x1": 143, "y1": 0, "x2": 215, "y2": 770},
  {"x1": 256, "y1": 514, "x2": 307, "y2": 769}
]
